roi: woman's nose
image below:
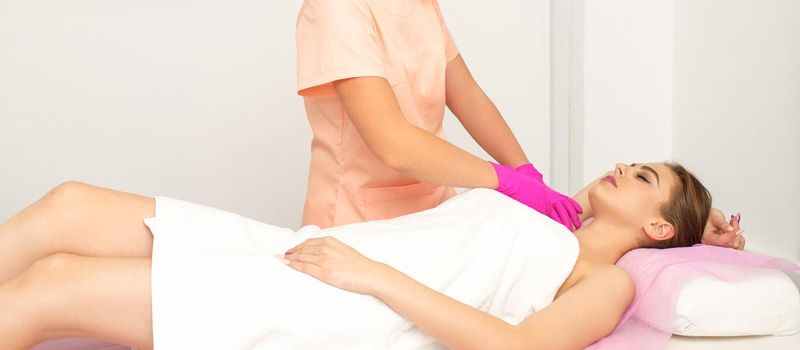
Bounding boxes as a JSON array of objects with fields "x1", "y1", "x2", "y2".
[{"x1": 614, "y1": 163, "x2": 626, "y2": 176}]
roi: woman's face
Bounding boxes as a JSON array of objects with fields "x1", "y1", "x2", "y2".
[{"x1": 588, "y1": 162, "x2": 677, "y2": 229}]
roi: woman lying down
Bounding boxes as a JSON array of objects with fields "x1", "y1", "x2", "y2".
[{"x1": 0, "y1": 162, "x2": 745, "y2": 350}]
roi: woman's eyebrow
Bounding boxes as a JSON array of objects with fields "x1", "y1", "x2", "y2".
[{"x1": 630, "y1": 163, "x2": 661, "y2": 186}]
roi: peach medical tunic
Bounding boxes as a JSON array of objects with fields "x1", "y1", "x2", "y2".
[{"x1": 296, "y1": 0, "x2": 458, "y2": 228}]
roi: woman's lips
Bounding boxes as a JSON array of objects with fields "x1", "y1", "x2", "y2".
[{"x1": 602, "y1": 176, "x2": 617, "y2": 188}]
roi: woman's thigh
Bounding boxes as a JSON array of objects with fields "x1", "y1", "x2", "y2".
[
  {"x1": 6, "y1": 180, "x2": 155, "y2": 258},
  {"x1": 5, "y1": 253, "x2": 154, "y2": 350}
]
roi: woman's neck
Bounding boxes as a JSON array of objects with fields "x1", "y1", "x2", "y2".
[{"x1": 572, "y1": 219, "x2": 642, "y2": 265}]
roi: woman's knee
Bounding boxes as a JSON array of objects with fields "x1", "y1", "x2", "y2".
[
  {"x1": 12, "y1": 254, "x2": 154, "y2": 348},
  {"x1": 0, "y1": 254, "x2": 75, "y2": 343},
  {"x1": 3, "y1": 253, "x2": 90, "y2": 344},
  {"x1": 20, "y1": 181, "x2": 94, "y2": 247},
  {"x1": 16, "y1": 253, "x2": 74, "y2": 290},
  {"x1": 42, "y1": 180, "x2": 93, "y2": 208},
  {"x1": 15, "y1": 254, "x2": 83, "y2": 323}
]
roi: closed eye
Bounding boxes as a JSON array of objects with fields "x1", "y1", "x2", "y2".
[{"x1": 637, "y1": 174, "x2": 651, "y2": 183}]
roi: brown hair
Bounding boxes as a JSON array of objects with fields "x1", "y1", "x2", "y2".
[{"x1": 648, "y1": 162, "x2": 712, "y2": 249}]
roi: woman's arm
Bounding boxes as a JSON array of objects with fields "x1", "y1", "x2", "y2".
[
  {"x1": 371, "y1": 263, "x2": 517, "y2": 349},
  {"x1": 284, "y1": 237, "x2": 634, "y2": 350},
  {"x1": 514, "y1": 265, "x2": 634, "y2": 349},
  {"x1": 375, "y1": 263, "x2": 634, "y2": 350},
  {"x1": 444, "y1": 54, "x2": 529, "y2": 168},
  {"x1": 333, "y1": 76, "x2": 499, "y2": 189}
]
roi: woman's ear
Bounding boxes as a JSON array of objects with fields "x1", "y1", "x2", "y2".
[{"x1": 643, "y1": 219, "x2": 675, "y2": 242}]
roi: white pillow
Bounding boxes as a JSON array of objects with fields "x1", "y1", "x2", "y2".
[{"x1": 673, "y1": 268, "x2": 800, "y2": 336}]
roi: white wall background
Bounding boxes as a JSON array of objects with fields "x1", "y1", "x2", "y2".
[
  {"x1": 4, "y1": 0, "x2": 794, "y2": 266},
  {"x1": 441, "y1": 0, "x2": 552, "y2": 189},
  {"x1": 580, "y1": 0, "x2": 674, "y2": 181},
  {"x1": 574, "y1": 0, "x2": 800, "y2": 265},
  {"x1": 672, "y1": 0, "x2": 800, "y2": 265},
  {"x1": 0, "y1": 0, "x2": 551, "y2": 230}
]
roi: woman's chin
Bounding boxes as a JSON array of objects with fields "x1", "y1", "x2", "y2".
[{"x1": 587, "y1": 180, "x2": 609, "y2": 198}]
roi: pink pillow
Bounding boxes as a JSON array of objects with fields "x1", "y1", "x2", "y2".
[{"x1": 585, "y1": 244, "x2": 799, "y2": 350}]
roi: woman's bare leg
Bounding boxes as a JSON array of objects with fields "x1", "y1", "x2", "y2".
[
  {"x1": 0, "y1": 253, "x2": 153, "y2": 350},
  {"x1": 0, "y1": 181, "x2": 155, "y2": 284}
]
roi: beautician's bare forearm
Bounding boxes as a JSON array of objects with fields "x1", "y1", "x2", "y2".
[
  {"x1": 333, "y1": 76, "x2": 498, "y2": 190},
  {"x1": 385, "y1": 124, "x2": 500, "y2": 189},
  {"x1": 370, "y1": 264, "x2": 518, "y2": 350},
  {"x1": 445, "y1": 55, "x2": 529, "y2": 168},
  {"x1": 448, "y1": 95, "x2": 529, "y2": 168}
]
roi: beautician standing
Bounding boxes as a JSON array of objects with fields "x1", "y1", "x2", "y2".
[{"x1": 295, "y1": 0, "x2": 581, "y2": 229}]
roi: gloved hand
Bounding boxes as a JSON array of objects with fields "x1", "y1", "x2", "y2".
[
  {"x1": 513, "y1": 163, "x2": 583, "y2": 231},
  {"x1": 491, "y1": 162, "x2": 582, "y2": 231},
  {"x1": 491, "y1": 161, "x2": 549, "y2": 212},
  {"x1": 514, "y1": 162, "x2": 544, "y2": 182}
]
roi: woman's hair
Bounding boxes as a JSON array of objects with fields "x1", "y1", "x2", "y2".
[{"x1": 648, "y1": 162, "x2": 712, "y2": 249}]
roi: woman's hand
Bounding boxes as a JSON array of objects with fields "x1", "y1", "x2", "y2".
[
  {"x1": 283, "y1": 236, "x2": 390, "y2": 295},
  {"x1": 701, "y1": 208, "x2": 745, "y2": 250}
]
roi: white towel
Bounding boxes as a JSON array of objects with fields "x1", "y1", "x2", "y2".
[{"x1": 146, "y1": 188, "x2": 580, "y2": 349}]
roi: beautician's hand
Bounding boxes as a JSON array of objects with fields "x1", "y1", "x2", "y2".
[
  {"x1": 701, "y1": 208, "x2": 746, "y2": 250},
  {"x1": 491, "y1": 162, "x2": 583, "y2": 231},
  {"x1": 283, "y1": 236, "x2": 389, "y2": 295},
  {"x1": 514, "y1": 162, "x2": 544, "y2": 182},
  {"x1": 513, "y1": 163, "x2": 583, "y2": 231}
]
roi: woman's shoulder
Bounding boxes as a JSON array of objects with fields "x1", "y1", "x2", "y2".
[
  {"x1": 522, "y1": 259, "x2": 635, "y2": 348},
  {"x1": 581, "y1": 261, "x2": 633, "y2": 287},
  {"x1": 581, "y1": 262, "x2": 635, "y2": 310}
]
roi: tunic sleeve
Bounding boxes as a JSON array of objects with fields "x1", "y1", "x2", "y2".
[
  {"x1": 431, "y1": 0, "x2": 459, "y2": 63},
  {"x1": 295, "y1": 0, "x2": 386, "y2": 97}
]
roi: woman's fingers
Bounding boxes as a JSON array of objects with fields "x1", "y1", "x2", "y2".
[
  {"x1": 286, "y1": 259, "x2": 325, "y2": 277},
  {"x1": 732, "y1": 234, "x2": 744, "y2": 250},
  {"x1": 709, "y1": 208, "x2": 733, "y2": 233},
  {"x1": 288, "y1": 244, "x2": 325, "y2": 255},
  {"x1": 728, "y1": 213, "x2": 746, "y2": 250},
  {"x1": 700, "y1": 209, "x2": 746, "y2": 250},
  {"x1": 285, "y1": 236, "x2": 345, "y2": 264},
  {"x1": 286, "y1": 237, "x2": 334, "y2": 254},
  {"x1": 285, "y1": 252, "x2": 324, "y2": 265},
  {"x1": 715, "y1": 214, "x2": 737, "y2": 240},
  {"x1": 717, "y1": 216, "x2": 733, "y2": 231},
  {"x1": 283, "y1": 236, "x2": 379, "y2": 295}
]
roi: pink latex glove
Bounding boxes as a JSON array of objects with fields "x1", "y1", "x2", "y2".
[
  {"x1": 514, "y1": 162, "x2": 544, "y2": 182},
  {"x1": 491, "y1": 162, "x2": 583, "y2": 231},
  {"x1": 514, "y1": 163, "x2": 583, "y2": 231}
]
